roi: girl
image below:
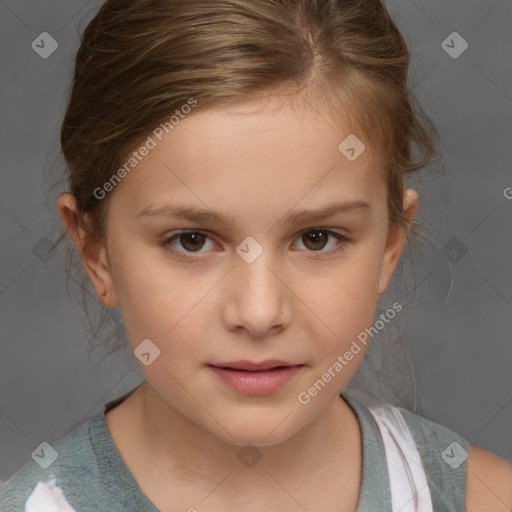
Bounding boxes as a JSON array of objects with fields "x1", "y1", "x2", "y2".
[{"x1": 1, "y1": 0, "x2": 511, "y2": 511}]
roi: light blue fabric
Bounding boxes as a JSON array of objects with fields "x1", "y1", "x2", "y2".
[{"x1": 0, "y1": 388, "x2": 468, "y2": 511}]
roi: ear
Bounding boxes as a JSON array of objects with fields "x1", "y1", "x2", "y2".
[
  {"x1": 56, "y1": 193, "x2": 118, "y2": 307},
  {"x1": 377, "y1": 189, "x2": 419, "y2": 296}
]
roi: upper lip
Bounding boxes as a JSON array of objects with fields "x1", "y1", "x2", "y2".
[{"x1": 209, "y1": 360, "x2": 300, "y2": 371}]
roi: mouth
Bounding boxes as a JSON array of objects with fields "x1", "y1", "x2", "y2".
[
  {"x1": 210, "y1": 360, "x2": 300, "y2": 371},
  {"x1": 207, "y1": 360, "x2": 304, "y2": 395}
]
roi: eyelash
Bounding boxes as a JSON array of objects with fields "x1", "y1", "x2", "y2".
[{"x1": 159, "y1": 228, "x2": 349, "y2": 261}]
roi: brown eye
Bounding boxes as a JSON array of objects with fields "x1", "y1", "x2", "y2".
[
  {"x1": 291, "y1": 228, "x2": 348, "y2": 258},
  {"x1": 162, "y1": 230, "x2": 216, "y2": 257},
  {"x1": 302, "y1": 230, "x2": 330, "y2": 251},
  {"x1": 179, "y1": 232, "x2": 207, "y2": 252}
]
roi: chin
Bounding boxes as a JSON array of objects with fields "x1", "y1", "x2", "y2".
[{"x1": 206, "y1": 414, "x2": 303, "y2": 448}]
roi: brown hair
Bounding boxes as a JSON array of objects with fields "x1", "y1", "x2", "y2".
[{"x1": 56, "y1": 0, "x2": 439, "y2": 399}]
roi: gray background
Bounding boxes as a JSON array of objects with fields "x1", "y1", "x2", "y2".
[{"x1": 0, "y1": 0, "x2": 511, "y2": 482}]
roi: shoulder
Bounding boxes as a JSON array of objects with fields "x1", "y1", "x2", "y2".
[
  {"x1": 394, "y1": 405, "x2": 470, "y2": 452},
  {"x1": 366, "y1": 402, "x2": 512, "y2": 509},
  {"x1": 0, "y1": 416, "x2": 100, "y2": 511},
  {"x1": 392, "y1": 406, "x2": 512, "y2": 510},
  {"x1": 375, "y1": 404, "x2": 469, "y2": 508},
  {"x1": 465, "y1": 444, "x2": 512, "y2": 511}
]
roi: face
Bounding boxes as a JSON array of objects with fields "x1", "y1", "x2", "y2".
[{"x1": 63, "y1": 94, "x2": 416, "y2": 446}]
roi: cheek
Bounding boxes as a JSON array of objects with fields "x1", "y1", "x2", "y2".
[
  {"x1": 108, "y1": 242, "x2": 204, "y2": 350},
  {"x1": 301, "y1": 245, "x2": 383, "y2": 354},
  {"x1": 113, "y1": 265, "x2": 209, "y2": 392}
]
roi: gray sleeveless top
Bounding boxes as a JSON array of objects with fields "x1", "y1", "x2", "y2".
[{"x1": 0, "y1": 389, "x2": 469, "y2": 511}]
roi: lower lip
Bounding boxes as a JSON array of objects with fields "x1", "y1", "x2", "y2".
[{"x1": 208, "y1": 365, "x2": 303, "y2": 395}]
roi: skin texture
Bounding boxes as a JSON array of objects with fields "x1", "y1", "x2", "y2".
[
  {"x1": 57, "y1": 94, "x2": 512, "y2": 510},
  {"x1": 465, "y1": 445, "x2": 512, "y2": 512}
]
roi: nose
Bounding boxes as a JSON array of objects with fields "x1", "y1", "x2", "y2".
[{"x1": 222, "y1": 251, "x2": 292, "y2": 339}]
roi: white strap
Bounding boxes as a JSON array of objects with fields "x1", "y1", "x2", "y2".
[
  {"x1": 368, "y1": 406, "x2": 434, "y2": 512},
  {"x1": 24, "y1": 478, "x2": 77, "y2": 512}
]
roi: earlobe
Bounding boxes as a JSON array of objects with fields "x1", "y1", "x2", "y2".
[
  {"x1": 56, "y1": 193, "x2": 117, "y2": 307},
  {"x1": 377, "y1": 189, "x2": 419, "y2": 296}
]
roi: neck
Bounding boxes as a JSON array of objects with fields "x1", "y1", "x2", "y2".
[{"x1": 107, "y1": 381, "x2": 362, "y2": 507}]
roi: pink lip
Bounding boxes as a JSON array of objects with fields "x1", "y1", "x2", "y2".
[
  {"x1": 212, "y1": 359, "x2": 297, "y2": 371},
  {"x1": 208, "y1": 360, "x2": 303, "y2": 395}
]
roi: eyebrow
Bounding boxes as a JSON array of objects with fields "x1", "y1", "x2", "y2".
[{"x1": 136, "y1": 199, "x2": 371, "y2": 228}]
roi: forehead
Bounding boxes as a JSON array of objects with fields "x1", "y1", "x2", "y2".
[{"x1": 110, "y1": 95, "x2": 387, "y2": 221}]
